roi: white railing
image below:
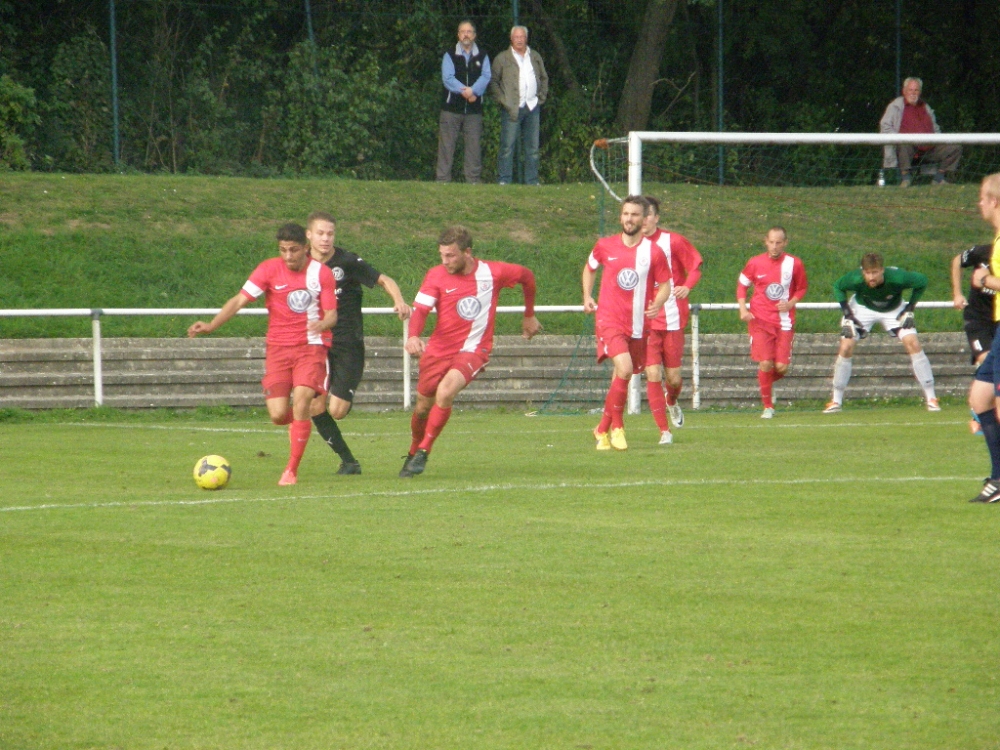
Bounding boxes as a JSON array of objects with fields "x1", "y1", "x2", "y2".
[{"x1": 0, "y1": 301, "x2": 958, "y2": 411}]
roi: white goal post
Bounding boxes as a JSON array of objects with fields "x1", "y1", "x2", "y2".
[{"x1": 591, "y1": 131, "x2": 1000, "y2": 201}]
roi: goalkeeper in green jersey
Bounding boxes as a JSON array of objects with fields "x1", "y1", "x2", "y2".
[{"x1": 823, "y1": 252, "x2": 939, "y2": 413}]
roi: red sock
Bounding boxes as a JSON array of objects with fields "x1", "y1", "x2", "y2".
[
  {"x1": 647, "y1": 380, "x2": 669, "y2": 432},
  {"x1": 758, "y1": 370, "x2": 774, "y2": 408},
  {"x1": 606, "y1": 376, "x2": 629, "y2": 429},
  {"x1": 408, "y1": 412, "x2": 428, "y2": 455},
  {"x1": 665, "y1": 381, "x2": 682, "y2": 406},
  {"x1": 286, "y1": 419, "x2": 312, "y2": 473},
  {"x1": 418, "y1": 405, "x2": 452, "y2": 452}
]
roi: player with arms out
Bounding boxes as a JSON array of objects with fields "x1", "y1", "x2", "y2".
[
  {"x1": 965, "y1": 173, "x2": 1000, "y2": 502},
  {"x1": 823, "y1": 253, "x2": 938, "y2": 413},
  {"x1": 737, "y1": 227, "x2": 808, "y2": 418},
  {"x1": 306, "y1": 211, "x2": 411, "y2": 475},
  {"x1": 583, "y1": 195, "x2": 673, "y2": 450},
  {"x1": 642, "y1": 194, "x2": 702, "y2": 438},
  {"x1": 188, "y1": 223, "x2": 338, "y2": 486},
  {"x1": 400, "y1": 226, "x2": 541, "y2": 478}
]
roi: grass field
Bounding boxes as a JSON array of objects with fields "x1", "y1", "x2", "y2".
[
  {"x1": 2, "y1": 405, "x2": 998, "y2": 749},
  {"x1": 0, "y1": 173, "x2": 988, "y2": 337}
]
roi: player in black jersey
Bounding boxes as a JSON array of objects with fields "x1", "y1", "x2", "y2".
[
  {"x1": 306, "y1": 211, "x2": 411, "y2": 474},
  {"x1": 951, "y1": 244, "x2": 997, "y2": 367}
]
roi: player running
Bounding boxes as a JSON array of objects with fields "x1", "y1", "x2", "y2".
[
  {"x1": 966, "y1": 173, "x2": 1000, "y2": 503},
  {"x1": 583, "y1": 195, "x2": 673, "y2": 450},
  {"x1": 737, "y1": 227, "x2": 808, "y2": 418},
  {"x1": 400, "y1": 226, "x2": 541, "y2": 478},
  {"x1": 823, "y1": 253, "x2": 938, "y2": 413},
  {"x1": 306, "y1": 211, "x2": 411, "y2": 475},
  {"x1": 188, "y1": 223, "x2": 338, "y2": 486},
  {"x1": 642, "y1": 194, "x2": 702, "y2": 439}
]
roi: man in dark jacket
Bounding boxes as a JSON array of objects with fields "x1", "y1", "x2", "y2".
[{"x1": 436, "y1": 20, "x2": 491, "y2": 184}]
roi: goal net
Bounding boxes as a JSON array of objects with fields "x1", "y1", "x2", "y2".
[{"x1": 591, "y1": 131, "x2": 1000, "y2": 199}]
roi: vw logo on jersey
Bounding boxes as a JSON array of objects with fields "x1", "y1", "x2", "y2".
[
  {"x1": 332, "y1": 267, "x2": 345, "y2": 281},
  {"x1": 617, "y1": 268, "x2": 640, "y2": 291},
  {"x1": 764, "y1": 282, "x2": 786, "y2": 301},
  {"x1": 457, "y1": 296, "x2": 483, "y2": 320},
  {"x1": 286, "y1": 289, "x2": 312, "y2": 313}
]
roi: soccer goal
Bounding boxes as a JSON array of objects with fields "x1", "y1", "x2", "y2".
[{"x1": 591, "y1": 131, "x2": 1000, "y2": 198}]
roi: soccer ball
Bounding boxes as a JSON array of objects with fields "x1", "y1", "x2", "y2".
[{"x1": 193, "y1": 454, "x2": 231, "y2": 490}]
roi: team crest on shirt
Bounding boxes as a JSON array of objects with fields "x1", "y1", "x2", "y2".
[
  {"x1": 332, "y1": 267, "x2": 345, "y2": 281},
  {"x1": 617, "y1": 268, "x2": 640, "y2": 291},
  {"x1": 457, "y1": 296, "x2": 483, "y2": 320},
  {"x1": 764, "y1": 282, "x2": 786, "y2": 301},
  {"x1": 287, "y1": 289, "x2": 312, "y2": 313}
]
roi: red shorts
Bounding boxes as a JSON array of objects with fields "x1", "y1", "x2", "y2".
[
  {"x1": 595, "y1": 326, "x2": 646, "y2": 374},
  {"x1": 417, "y1": 350, "x2": 489, "y2": 398},
  {"x1": 262, "y1": 343, "x2": 328, "y2": 399},
  {"x1": 645, "y1": 329, "x2": 685, "y2": 369},
  {"x1": 748, "y1": 320, "x2": 794, "y2": 365}
]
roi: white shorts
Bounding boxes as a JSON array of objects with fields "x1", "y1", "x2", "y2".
[{"x1": 849, "y1": 298, "x2": 918, "y2": 339}]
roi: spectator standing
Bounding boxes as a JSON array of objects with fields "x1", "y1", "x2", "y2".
[
  {"x1": 880, "y1": 77, "x2": 962, "y2": 187},
  {"x1": 736, "y1": 227, "x2": 808, "y2": 419},
  {"x1": 488, "y1": 25, "x2": 548, "y2": 186},
  {"x1": 436, "y1": 20, "x2": 491, "y2": 184}
]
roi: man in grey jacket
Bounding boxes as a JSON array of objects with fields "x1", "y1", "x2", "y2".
[
  {"x1": 879, "y1": 77, "x2": 961, "y2": 187},
  {"x1": 488, "y1": 26, "x2": 549, "y2": 186}
]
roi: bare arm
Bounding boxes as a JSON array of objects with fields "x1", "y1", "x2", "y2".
[
  {"x1": 951, "y1": 254, "x2": 968, "y2": 309},
  {"x1": 308, "y1": 308, "x2": 338, "y2": 335},
  {"x1": 187, "y1": 293, "x2": 251, "y2": 337},
  {"x1": 644, "y1": 279, "x2": 673, "y2": 318},
  {"x1": 376, "y1": 273, "x2": 412, "y2": 320},
  {"x1": 582, "y1": 265, "x2": 598, "y2": 313}
]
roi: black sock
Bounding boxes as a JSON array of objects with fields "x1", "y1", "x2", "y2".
[
  {"x1": 978, "y1": 408, "x2": 1000, "y2": 479},
  {"x1": 311, "y1": 412, "x2": 355, "y2": 463}
]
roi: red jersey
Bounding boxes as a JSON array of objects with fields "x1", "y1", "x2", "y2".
[
  {"x1": 408, "y1": 259, "x2": 536, "y2": 358},
  {"x1": 737, "y1": 252, "x2": 808, "y2": 330},
  {"x1": 587, "y1": 234, "x2": 671, "y2": 339},
  {"x1": 241, "y1": 257, "x2": 337, "y2": 347},
  {"x1": 648, "y1": 228, "x2": 703, "y2": 332}
]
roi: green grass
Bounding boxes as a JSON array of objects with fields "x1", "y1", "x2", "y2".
[
  {"x1": 0, "y1": 173, "x2": 988, "y2": 337},
  {"x1": 2, "y1": 406, "x2": 998, "y2": 749}
]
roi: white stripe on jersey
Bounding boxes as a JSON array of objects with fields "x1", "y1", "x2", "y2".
[
  {"x1": 778, "y1": 255, "x2": 794, "y2": 330},
  {"x1": 305, "y1": 260, "x2": 325, "y2": 346},
  {"x1": 242, "y1": 279, "x2": 264, "y2": 299},
  {"x1": 657, "y1": 232, "x2": 682, "y2": 330},
  {"x1": 415, "y1": 291, "x2": 437, "y2": 308},
  {"x1": 461, "y1": 262, "x2": 495, "y2": 353},
  {"x1": 738, "y1": 272, "x2": 751, "y2": 287},
  {"x1": 630, "y1": 238, "x2": 653, "y2": 338}
]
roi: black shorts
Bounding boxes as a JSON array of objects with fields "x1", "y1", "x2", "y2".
[
  {"x1": 326, "y1": 339, "x2": 366, "y2": 402},
  {"x1": 964, "y1": 319, "x2": 996, "y2": 365}
]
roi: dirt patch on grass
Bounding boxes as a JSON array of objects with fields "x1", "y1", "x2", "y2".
[{"x1": 66, "y1": 219, "x2": 112, "y2": 231}]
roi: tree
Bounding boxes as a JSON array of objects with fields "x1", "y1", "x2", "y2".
[{"x1": 614, "y1": 0, "x2": 682, "y2": 134}]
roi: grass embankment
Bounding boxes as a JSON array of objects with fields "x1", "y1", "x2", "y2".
[{"x1": 0, "y1": 172, "x2": 986, "y2": 337}]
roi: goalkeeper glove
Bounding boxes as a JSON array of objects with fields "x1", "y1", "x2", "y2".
[
  {"x1": 840, "y1": 315, "x2": 868, "y2": 340},
  {"x1": 896, "y1": 309, "x2": 915, "y2": 330}
]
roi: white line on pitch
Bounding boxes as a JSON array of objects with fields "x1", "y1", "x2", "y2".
[{"x1": 0, "y1": 475, "x2": 977, "y2": 514}]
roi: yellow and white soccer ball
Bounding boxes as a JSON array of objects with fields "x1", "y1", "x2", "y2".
[{"x1": 193, "y1": 454, "x2": 232, "y2": 490}]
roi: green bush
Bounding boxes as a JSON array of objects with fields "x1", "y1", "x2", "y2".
[{"x1": 0, "y1": 74, "x2": 39, "y2": 170}]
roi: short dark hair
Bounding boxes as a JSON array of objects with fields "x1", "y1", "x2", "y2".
[
  {"x1": 767, "y1": 226, "x2": 787, "y2": 240},
  {"x1": 438, "y1": 225, "x2": 473, "y2": 251},
  {"x1": 622, "y1": 195, "x2": 650, "y2": 216},
  {"x1": 861, "y1": 252, "x2": 884, "y2": 270},
  {"x1": 644, "y1": 195, "x2": 661, "y2": 216},
  {"x1": 276, "y1": 222, "x2": 307, "y2": 245},
  {"x1": 307, "y1": 211, "x2": 335, "y2": 227},
  {"x1": 458, "y1": 19, "x2": 476, "y2": 32}
]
